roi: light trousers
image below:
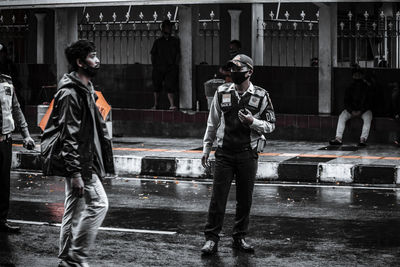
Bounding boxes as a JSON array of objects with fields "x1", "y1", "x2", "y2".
[
  {"x1": 58, "y1": 174, "x2": 108, "y2": 264},
  {"x1": 335, "y1": 109, "x2": 373, "y2": 140}
]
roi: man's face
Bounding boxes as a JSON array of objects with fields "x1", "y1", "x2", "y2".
[
  {"x1": 229, "y1": 44, "x2": 239, "y2": 57},
  {"x1": 162, "y1": 25, "x2": 172, "y2": 38},
  {"x1": 85, "y1": 51, "x2": 100, "y2": 68}
]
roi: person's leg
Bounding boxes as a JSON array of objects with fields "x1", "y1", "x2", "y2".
[
  {"x1": 360, "y1": 110, "x2": 373, "y2": 142},
  {"x1": 164, "y1": 65, "x2": 178, "y2": 109},
  {"x1": 152, "y1": 67, "x2": 163, "y2": 109},
  {"x1": 232, "y1": 150, "x2": 258, "y2": 239},
  {"x1": 69, "y1": 174, "x2": 108, "y2": 264},
  {"x1": 335, "y1": 110, "x2": 352, "y2": 140},
  {"x1": 0, "y1": 139, "x2": 12, "y2": 225},
  {"x1": 204, "y1": 149, "x2": 235, "y2": 242},
  {"x1": 58, "y1": 178, "x2": 85, "y2": 260}
]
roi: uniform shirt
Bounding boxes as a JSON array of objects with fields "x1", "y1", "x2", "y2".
[
  {"x1": 0, "y1": 73, "x2": 27, "y2": 135},
  {"x1": 203, "y1": 82, "x2": 275, "y2": 155},
  {"x1": 150, "y1": 36, "x2": 180, "y2": 67}
]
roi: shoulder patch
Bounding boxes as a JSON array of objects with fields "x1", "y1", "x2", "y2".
[
  {"x1": 217, "y1": 83, "x2": 233, "y2": 93},
  {"x1": 253, "y1": 86, "x2": 266, "y2": 97}
]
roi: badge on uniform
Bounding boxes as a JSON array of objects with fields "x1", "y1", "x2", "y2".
[
  {"x1": 249, "y1": 95, "x2": 260, "y2": 108},
  {"x1": 4, "y1": 86, "x2": 12, "y2": 96},
  {"x1": 221, "y1": 93, "x2": 231, "y2": 107}
]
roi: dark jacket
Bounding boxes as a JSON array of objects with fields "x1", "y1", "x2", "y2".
[
  {"x1": 41, "y1": 72, "x2": 114, "y2": 180},
  {"x1": 344, "y1": 79, "x2": 374, "y2": 113}
]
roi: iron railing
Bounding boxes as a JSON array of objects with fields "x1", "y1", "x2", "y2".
[
  {"x1": 78, "y1": 9, "x2": 220, "y2": 65},
  {"x1": 338, "y1": 10, "x2": 400, "y2": 68},
  {"x1": 0, "y1": 12, "x2": 29, "y2": 63},
  {"x1": 259, "y1": 10, "x2": 319, "y2": 67}
]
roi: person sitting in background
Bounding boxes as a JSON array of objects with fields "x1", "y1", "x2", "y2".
[{"x1": 329, "y1": 64, "x2": 374, "y2": 147}]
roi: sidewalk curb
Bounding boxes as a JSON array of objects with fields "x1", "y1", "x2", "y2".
[{"x1": 11, "y1": 151, "x2": 400, "y2": 184}]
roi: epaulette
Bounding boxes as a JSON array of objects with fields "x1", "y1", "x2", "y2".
[
  {"x1": 0, "y1": 73, "x2": 12, "y2": 81},
  {"x1": 217, "y1": 83, "x2": 234, "y2": 93},
  {"x1": 253, "y1": 86, "x2": 267, "y2": 97}
]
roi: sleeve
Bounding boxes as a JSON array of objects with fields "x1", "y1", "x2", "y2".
[
  {"x1": 175, "y1": 38, "x2": 181, "y2": 65},
  {"x1": 249, "y1": 93, "x2": 276, "y2": 134},
  {"x1": 150, "y1": 39, "x2": 158, "y2": 65},
  {"x1": 56, "y1": 90, "x2": 83, "y2": 179},
  {"x1": 11, "y1": 87, "x2": 29, "y2": 136},
  {"x1": 203, "y1": 90, "x2": 221, "y2": 155}
]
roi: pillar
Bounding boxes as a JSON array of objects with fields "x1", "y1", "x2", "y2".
[
  {"x1": 318, "y1": 3, "x2": 337, "y2": 114},
  {"x1": 35, "y1": 13, "x2": 46, "y2": 64},
  {"x1": 228, "y1": 10, "x2": 242, "y2": 40},
  {"x1": 178, "y1": 5, "x2": 194, "y2": 110},
  {"x1": 251, "y1": 4, "x2": 263, "y2": 65},
  {"x1": 55, "y1": 8, "x2": 78, "y2": 81}
]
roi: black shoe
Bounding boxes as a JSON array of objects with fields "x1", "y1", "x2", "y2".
[
  {"x1": 358, "y1": 140, "x2": 367, "y2": 147},
  {"x1": 232, "y1": 238, "x2": 255, "y2": 253},
  {"x1": 329, "y1": 138, "x2": 343, "y2": 146},
  {"x1": 201, "y1": 240, "x2": 218, "y2": 255},
  {"x1": 0, "y1": 223, "x2": 20, "y2": 234}
]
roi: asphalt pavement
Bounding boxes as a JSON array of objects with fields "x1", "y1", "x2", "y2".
[{"x1": 1, "y1": 171, "x2": 400, "y2": 266}]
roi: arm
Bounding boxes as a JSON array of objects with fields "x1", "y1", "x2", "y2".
[
  {"x1": 56, "y1": 90, "x2": 83, "y2": 179},
  {"x1": 202, "y1": 91, "x2": 221, "y2": 167},
  {"x1": 344, "y1": 85, "x2": 352, "y2": 112},
  {"x1": 249, "y1": 93, "x2": 276, "y2": 134},
  {"x1": 150, "y1": 39, "x2": 158, "y2": 65},
  {"x1": 11, "y1": 88, "x2": 35, "y2": 149}
]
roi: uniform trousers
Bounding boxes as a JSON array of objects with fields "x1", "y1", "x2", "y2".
[
  {"x1": 204, "y1": 148, "x2": 258, "y2": 242},
  {"x1": 0, "y1": 138, "x2": 12, "y2": 224}
]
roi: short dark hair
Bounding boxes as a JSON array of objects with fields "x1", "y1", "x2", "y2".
[
  {"x1": 161, "y1": 19, "x2": 172, "y2": 30},
  {"x1": 65, "y1": 40, "x2": 96, "y2": 71},
  {"x1": 230, "y1": 40, "x2": 241, "y2": 50}
]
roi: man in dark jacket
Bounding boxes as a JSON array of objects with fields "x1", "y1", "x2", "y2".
[
  {"x1": 0, "y1": 43, "x2": 35, "y2": 234},
  {"x1": 41, "y1": 40, "x2": 114, "y2": 267},
  {"x1": 330, "y1": 65, "x2": 373, "y2": 146}
]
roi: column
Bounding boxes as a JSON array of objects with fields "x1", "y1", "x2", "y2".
[
  {"x1": 178, "y1": 5, "x2": 194, "y2": 110},
  {"x1": 35, "y1": 13, "x2": 46, "y2": 64},
  {"x1": 228, "y1": 10, "x2": 242, "y2": 40},
  {"x1": 55, "y1": 8, "x2": 78, "y2": 81},
  {"x1": 318, "y1": 3, "x2": 337, "y2": 114},
  {"x1": 251, "y1": 4, "x2": 263, "y2": 65}
]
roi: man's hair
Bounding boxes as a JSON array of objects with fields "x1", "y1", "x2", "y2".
[
  {"x1": 65, "y1": 40, "x2": 96, "y2": 71},
  {"x1": 161, "y1": 19, "x2": 172, "y2": 30},
  {"x1": 230, "y1": 40, "x2": 241, "y2": 50}
]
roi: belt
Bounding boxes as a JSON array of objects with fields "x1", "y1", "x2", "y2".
[{"x1": 0, "y1": 134, "x2": 11, "y2": 142}]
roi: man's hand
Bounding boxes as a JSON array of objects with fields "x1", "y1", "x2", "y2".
[
  {"x1": 351, "y1": 110, "x2": 362, "y2": 117},
  {"x1": 238, "y1": 108, "x2": 254, "y2": 125},
  {"x1": 71, "y1": 176, "x2": 84, "y2": 198},
  {"x1": 202, "y1": 154, "x2": 210, "y2": 168},
  {"x1": 23, "y1": 136, "x2": 35, "y2": 150}
]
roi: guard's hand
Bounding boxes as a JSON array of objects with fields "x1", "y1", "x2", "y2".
[
  {"x1": 71, "y1": 176, "x2": 84, "y2": 198},
  {"x1": 23, "y1": 136, "x2": 35, "y2": 150},
  {"x1": 395, "y1": 114, "x2": 400, "y2": 120},
  {"x1": 202, "y1": 154, "x2": 210, "y2": 168},
  {"x1": 238, "y1": 108, "x2": 254, "y2": 125}
]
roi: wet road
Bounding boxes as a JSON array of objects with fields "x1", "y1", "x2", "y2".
[{"x1": 1, "y1": 172, "x2": 400, "y2": 266}]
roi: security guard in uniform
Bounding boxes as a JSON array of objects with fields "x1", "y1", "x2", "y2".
[
  {"x1": 0, "y1": 43, "x2": 35, "y2": 233},
  {"x1": 201, "y1": 54, "x2": 275, "y2": 254}
]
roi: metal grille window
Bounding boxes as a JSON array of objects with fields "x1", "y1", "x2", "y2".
[
  {"x1": 338, "y1": 10, "x2": 400, "y2": 68},
  {"x1": 260, "y1": 10, "x2": 319, "y2": 67},
  {"x1": 78, "y1": 7, "x2": 220, "y2": 65},
  {"x1": 0, "y1": 11, "x2": 29, "y2": 63}
]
